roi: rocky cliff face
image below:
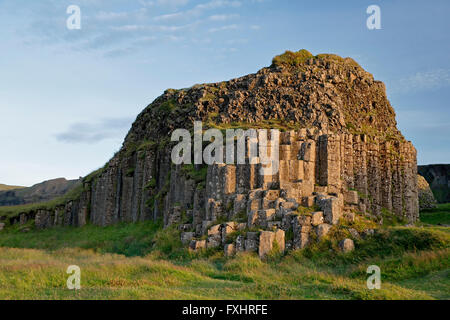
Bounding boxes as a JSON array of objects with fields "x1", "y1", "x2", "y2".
[
  {"x1": 2, "y1": 50, "x2": 419, "y2": 257},
  {"x1": 418, "y1": 165, "x2": 450, "y2": 204}
]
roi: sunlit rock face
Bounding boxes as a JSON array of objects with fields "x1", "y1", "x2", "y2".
[{"x1": 4, "y1": 50, "x2": 420, "y2": 256}]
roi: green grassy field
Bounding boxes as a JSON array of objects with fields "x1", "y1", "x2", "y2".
[
  {"x1": 420, "y1": 203, "x2": 450, "y2": 225},
  {"x1": 0, "y1": 184, "x2": 25, "y2": 191},
  {"x1": 0, "y1": 206, "x2": 449, "y2": 300}
]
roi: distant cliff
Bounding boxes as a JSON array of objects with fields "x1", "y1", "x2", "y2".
[
  {"x1": 418, "y1": 165, "x2": 450, "y2": 203},
  {"x1": 0, "y1": 178, "x2": 80, "y2": 206}
]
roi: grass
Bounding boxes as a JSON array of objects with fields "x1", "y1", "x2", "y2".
[
  {"x1": 272, "y1": 49, "x2": 314, "y2": 67},
  {"x1": 421, "y1": 203, "x2": 450, "y2": 225},
  {"x1": 0, "y1": 219, "x2": 449, "y2": 299},
  {"x1": 0, "y1": 184, "x2": 85, "y2": 219},
  {"x1": 0, "y1": 221, "x2": 165, "y2": 257},
  {"x1": 271, "y1": 50, "x2": 362, "y2": 70},
  {"x1": 159, "y1": 99, "x2": 177, "y2": 113},
  {"x1": 0, "y1": 184, "x2": 26, "y2": 191}
]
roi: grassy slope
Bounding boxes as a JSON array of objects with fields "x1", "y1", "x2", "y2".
[
  {"x1": 0, "y1": 184, "x2": 25, "y2": 191},
  {"x1": 420, "y1": 203, "x2": 450, "y2": 225},
  {"x1": 0, "y1": 184, "x2": 85, "y2": 219},
  {"x1": 0, "y1": 219, "x2": 449, "y2": 300}
]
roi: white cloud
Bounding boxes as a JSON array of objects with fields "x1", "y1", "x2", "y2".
[
  {"x1": 11, "y1": 0, "x2": 252, "y2": 58},
  {"x1": 140, "y1": 0, "x2": 190, "y2": 7},
  {"x1": 55, "y1": 118, "x2": 134, "y2": 144},
  {"x1": 95, "y1": 11, "x2": 130, "y2": 21},
  {"x1": 209, "y1": 14, "x2": 239, "y2": 21},
  {"x1": 153, "y1": 0, "x2": 242, "y2": 22},
  {"x1": 393, "y1": 69, "x2": 450, "y2": 94},
  {"x1": 209, "y1": 24, "x2": 238, "y2": 33},
  {"x1": 153, "y1": 12, "x2": 184, "y2": 21},
  {"x1": 195, "y1": 0, "x2": 242, "y2": 10}
]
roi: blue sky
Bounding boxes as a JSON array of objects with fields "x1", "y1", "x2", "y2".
[{"x1": 0, "y1": 0, "x2": 449, "y2": 186}]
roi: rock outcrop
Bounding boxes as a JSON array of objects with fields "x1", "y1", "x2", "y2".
[
  {"x1": 0, "y1": 50, "x2": 420, "y2": 257},
  {"x1": 418, "y1": 175, "x2": 437, "y2": 210},
  {"x1": 418, "y1": 165, "x2": 450, "y2": 204}
]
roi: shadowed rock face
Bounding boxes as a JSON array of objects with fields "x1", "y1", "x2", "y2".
[
  {"x1": 4, "y1": 50, "x2": 420, "y2": 255},
  {"x1": 0, "y1": 178, "x2": 80, "y2": 206},
  {"x1": 418, "y1": 175, "x2": 437, "y2": 210},
  {"x1": 418, "y1": 165, "x2": 450, "y2": 204}
]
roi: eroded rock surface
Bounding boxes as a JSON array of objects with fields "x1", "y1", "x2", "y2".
[
  {"x1": 1, "y1": 50, "x2": 419, "y2": 257},
  {"x1": 418, "y1": 175, "x2": 437, "y2": 210}
]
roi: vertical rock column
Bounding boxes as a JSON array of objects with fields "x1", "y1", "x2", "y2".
[
  {"x1": 299, "y1": 139, "x2": 316, "y2": 198},
  {"x1": 379, "y1": 141, "x2": 392, "y2": 212},
  {"x1": 367, "y1": 138, "x2": 381, "y2": 216},
  {"x1": 341, "y1": 134, "x2": 355, "y2": 191},
  {"x1": 318, "y1": 134, "x2": 342, "y2": 194},
  {"x1": 90, "y1": 157, "x2": 120, "y2": 226},
  {"x1": 353, "y1": 135, "x2": 368, "y2": 213},
  {"x1": 139, "y1": 150, "x2": 157, "y2": 222},
  {"x1": 403, "y1": 142, "x2": 419, "y2": 222},
  {"x1": 391, "y1": 143, "x2": 404, "y2": 218}
]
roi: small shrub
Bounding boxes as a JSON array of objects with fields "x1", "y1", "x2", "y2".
[{"x1": 272, "y1": 49, "x2": 314, "y2": 67}]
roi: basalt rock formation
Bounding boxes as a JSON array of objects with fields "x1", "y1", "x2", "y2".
[
  {"x1": 1, "y1": 50, "x2": 419, "y2": 257},
  {"x1": 417, "y1": 175, "x2": 437, "y2": 210},
  {"x1": 418, "y1": 164, "x2": 450, "y2": 204}
]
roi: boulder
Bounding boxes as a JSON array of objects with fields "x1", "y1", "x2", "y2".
[
  {"x1": 344, "y1": 191, "x2": 359, "y2": 205},
  {"x1": 221, "y1": 222, "x2": 237, "y2": 244},
  {"x1": 259, "y1": 229, "x2": 285, "y2": 258},
  {"x1": 348, "y1": 228, "x2": 360, "y2": 240},
  {"x1": 316, "y1": 223, "x2": 332, "y2": 239},
  {"x1": 208, "y1": 224, "x2": 221, "y2": 237},
  {"x1": 181, "y1": 232, "x2": 195, "y2": 245},
  {"x1": 339, "y1": 238, "x2": 355, "y2": 253},
  {"x1": 258, "y1": 231, "x2": 274, "y2": 258},
  {"x1": 189, "y1": 240, "x2": 207, "y2": 251},
  {"x1": 207, "y1": 235, "x2": 221, "y2": 249},
  {"x1": 302, "y1": 196, "x2": 315, "y2": 208},
  {"x1": 293, "y1": 232, "x2": 310, "y2": 249},
  {"x1": 236, "y1": 235, "x2": 245, "y2": 252},
  {"x1": 318, "y1": 197, "x2": 342, "y2": 225},
  {"x1": 311, "y1": 211, "x2": 324, "y2": 226},
  {"x1": 245, "y1": 239, "x2": 258, "y2": 252}
]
